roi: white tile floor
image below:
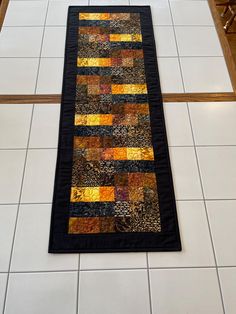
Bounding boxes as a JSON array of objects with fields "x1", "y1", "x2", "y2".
[{"x1": 0, "y1": 0, "x2": 236, "y2": 313}]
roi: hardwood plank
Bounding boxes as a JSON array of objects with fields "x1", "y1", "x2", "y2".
[
  {"x1": 208, "y1": 0, "x2": 236, "y2": 92},
  {"x1": 163, "y1": 92, "x2": 236, "y2": 102},
  {"x1": 0, "y1": 0, "x2": 9, "y2": 30},
  {"x1": 1, "y1": 93, "x2": 236, "y2": 104},
  {"x1": 0, "y1": 95, "x2": 61, "y2": 104}
]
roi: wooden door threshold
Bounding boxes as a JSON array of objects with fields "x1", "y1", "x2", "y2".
[{"x1": 0, "y1": 92, "x2": 236, "y2": 104}]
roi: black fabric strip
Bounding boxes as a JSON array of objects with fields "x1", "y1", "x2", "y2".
[
  {"x1": 74, "y1": 126, "x2": 113, "y2": 136},
  {"x1": 70, "y1": 202, "x2": 115, "y2": 217}
]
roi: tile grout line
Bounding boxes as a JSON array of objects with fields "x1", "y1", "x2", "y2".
[
  {"x1": 1, "y1": 198, "x2": 236, "y2": 207},
  {"x1": 33, "y1": 0, "x2": 50, "y2": 96},
  {"x1": 76, "y1": 255, "x2": 80, "y2": 314},
  {"x1": 0, "y1": 265, "x2": 235, "y2": 275},
  {"x1": 1, "y1": 3, "x2": 50, "y2": 313},
  {"x1": 168, "y1": 145, "x2": 236, "y2": 147},
  {"x1": 2, "y1": 25, "x2": 66, "y2": 28},
  {"x1": 146, "y1": 253, "x2": 153, "y2": 314},
  {"x1": 186, "y1": 104, "x2": 226, "y2": 314},
  {"x1": 176, "y1": 198, "x2": 236, "y2": 201},
  {"x1": 167, "y1": 0, "x2": 186, "y2": 94},
  {"x1": 1, "y1": 144, "x2": 236, "y2": 152},
  {"x1": 1, "y1": 102, "x2": 35, "y2": 314},
  {"x1": 0, "y1": 148, "x2": 57, "y2": 150},
  {"x1": 79, "y1": 265, "x2": 236, "y2": 271},
  {"x1": 0, "y1": 56, "x2": 226, "y2": 59},
  {"x1": 0, "y1": 148, "x2": 58, "y2": 150},
  {"x1": 7, "y1": 269, "x2": 80, "y2": 274},
  {"x1": 0, "y1": 57, "x2": 63, "y2": 59},
  {"x1": 2, "y1": 24, "x2": 218, "y2": 28},
  {"x1": 0, "y1": 202, "x2": 52, "y2": 206}
]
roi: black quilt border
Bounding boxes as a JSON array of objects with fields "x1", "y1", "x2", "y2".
[{"x1": 49, "y1": 6, "x2": 181, "y2": 253}]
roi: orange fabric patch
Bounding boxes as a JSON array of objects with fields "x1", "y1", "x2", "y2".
[
  {"x1": 99, "y1": 114, "x2": 113, "y2": 125},
  {"x1": 113, "y1": 147, "x2": 127, "y2": 160},
  {"x1": 101, "y1": 148, "x2": 114, "y2": 160},
  {"x1": 69, "y1": 217, "x2": 100, "y2": 234},
  {"x1": 74, "y1": 137, "x2": 101, "y2": 149},
  {"x1": 99, "y1": 187, "x2": 115, "y2": 201},
  {"x1": 79, "y1": 26, "x2": 102, "y2": 34},
  {"x1": 68, "y1": 217, "x2": 116, "y2": 234}
]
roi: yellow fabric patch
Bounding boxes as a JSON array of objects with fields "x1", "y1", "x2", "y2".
[
  {"x1": 74, "y1": 114, "x2": 113, "y2": 126},
  {"x1": 109, "y1": 34, "x2": 142, "y2": 42},
  {"x1": 77, "y1": 58, "x2": 112, "y2": 67},
  {"x1": 79, "y1": 13, "x2": 111, "y2": 20},
  {"x1": 70, "y1": 187, "x2": 115, "y2": 202},
  {"x1": 111, "y1": 84, "x2": 147, "y2": 94},
  {"x1": 127, "y1": 147, "x2": 142, "y2": 160},
  {"x1": 70, "y1": 187, "x2": 100, "y2": 202},
  {"x1": 141, "y1": 148, "x2": 154, "y2": 160},
  {"x1": 86, "y1": 114, "x2": 100, "y2": 126},
  {"x1": 132, "y1": 34, "x2": 142, "y2": 42},
  {"x1": 70, "y1": 187, "x2": 85, "y2": 202}
]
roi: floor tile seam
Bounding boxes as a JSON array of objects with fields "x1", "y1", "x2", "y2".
[
  {"x1": 186, "y1": 102, "x2": 226, "y2": 314},
  {"x1": 76, "y1": 255, "x2": 80, "y2": 314},
  {"x1": 0, "y1": 56, "x2": 227, "y2": 59},
  {"x1": 167, "y1": 0, "x2": 186, "y2": 93},
  {"x1": 146, "y1": 253, "x2": 153, "y2": 314},
  {"x1": 2, "y1": 265, "x2": 236, "y2": 275},
  {"x1": 1, "y1": 105, "x2": 35, "y2": 314},
  {"x1": 2, "y1": 24, "x2": 217, "y2": 27},
  {"x1": 2, "y1": 145, "x2": 236, "y2": 151},
  {"x1": 33, "y1": 0, "x2": 50, "y2": 95},
  {"x1": 2, "y1": 198, "x2": 236, "y2": 206}
]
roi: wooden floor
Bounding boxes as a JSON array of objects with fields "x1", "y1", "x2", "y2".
[{"x1": 1, "y1": 92, "x2": 236, "y2": 104}]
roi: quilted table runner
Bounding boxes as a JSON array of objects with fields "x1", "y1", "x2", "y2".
[{"x1": 49, "y1": 6, "x2": 181, "y2": 253}]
